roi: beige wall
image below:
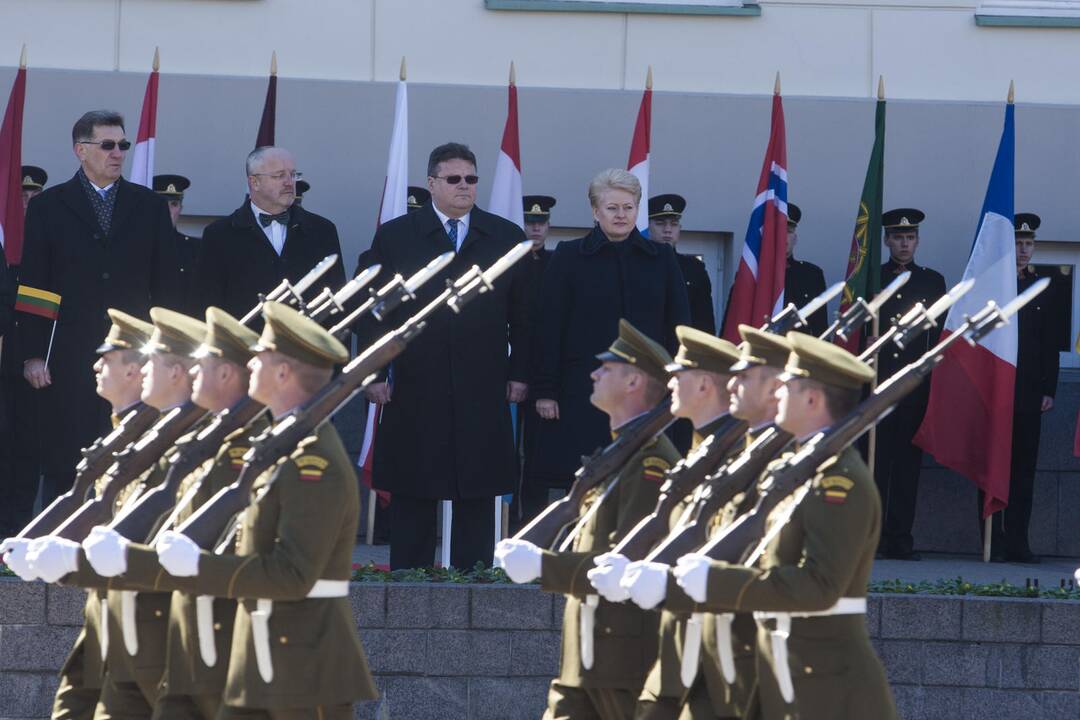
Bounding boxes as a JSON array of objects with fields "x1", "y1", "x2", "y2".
[{"x1": 2, "y1": 0, "x2": 1079, "y2": 103}]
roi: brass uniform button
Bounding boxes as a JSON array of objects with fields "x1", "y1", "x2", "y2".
[
  {"x1": 279, "y1": 636, "x2": 288, "y2": 644},
  {"x1": 213, "y1": 623, "x2": 222, "y2": 631},
  {"x1": 804, "y1": 666, "x2": 813, "y2": 674},
  {"x1": 154, "y1": 610, "x2": 163, "y2": 618}
]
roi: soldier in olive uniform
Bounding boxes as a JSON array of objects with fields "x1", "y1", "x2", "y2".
[
  {"x1": 783, "y1": 204, "x2": 827, "y2": 336},
  {"x1": 648, "y1": 195, "x2": 715, "y2": 335},
  {"x1": 22, "y1": 164, "x2": 48, "y2": 210},
  {"x1": 154, "y1": 174, "x2": 202, "y2": 312},
  {"x1": 496, "y1": 320, "x2": 683, "y2": 720},
  {"x1": 874, "y1": 209, "x2": 946, "y2": 560},
  {"x1": 670, "y1": 333, "x2": 897, "y2": 720},
  {"x1": 149, "y1": 302, "x2": 378, "y2": 719}
]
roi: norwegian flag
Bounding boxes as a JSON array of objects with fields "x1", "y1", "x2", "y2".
[
  {"x1": 129, "y1": 49, "x2": 159, "y2": 188},
  {"x1": 720, "y1": 84, "x2": 788, "y2": 342},
  {"x1": 627, "y1": 68, "x2": 651, "y2": 235}
]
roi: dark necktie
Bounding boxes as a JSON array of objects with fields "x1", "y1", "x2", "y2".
[
  {"x1": 446, "y1": 219, "x2": 459, "y2": 250},
  {"x1": 259, "y1": 210, "x2": 291, "y2": 228}
]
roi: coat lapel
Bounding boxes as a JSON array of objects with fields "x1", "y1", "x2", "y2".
[
  {"x1": 418, "y1": 204, "x2": 455, "y2": 254},
  {"x1": 108, "y1": 179, "x2": 138, "y2": 238},
  {"x1": 457, "y1": 208, "x2": 490, "y2": 255},
  {"x1": 57, "y1": 174, "x2": 103, "y2": 239}
]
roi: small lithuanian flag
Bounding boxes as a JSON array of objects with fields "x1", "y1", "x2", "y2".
[{"x1": 15, "y1": 285, "x2": 62, "y2": 320}]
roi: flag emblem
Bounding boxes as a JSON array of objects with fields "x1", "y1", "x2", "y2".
[{"x1": 15, "y1": 284, "x2": 61, "y2": 320}]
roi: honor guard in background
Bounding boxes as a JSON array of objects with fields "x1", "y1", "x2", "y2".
[
  {"x1": 873, "y1": 208, "x2": 945, "y2": 560},
  {"x1": 649, "y1": 194, "x2": 715, "y2": 334},
  {"x1": 154, "y1": 174, "x2": 202, "y2": 311},
  {"x1": 982, "y1": 213, "x2": 1059, "y2": 563},
  {"x1": 22, "y1": 164, "x2": 48, "y2": 210},
  {"x1": 497, "y1": 320, "x2": 682, "y2": 720},
  {"x1": 783, "y1": 203, "x2": 828, "y2": 336},
  {"x1": 294, "y1": 179, "x2": 310, "y2": 205},
  {"x1": 406, "y1": 185, "x2": 430, "y2": 213}
]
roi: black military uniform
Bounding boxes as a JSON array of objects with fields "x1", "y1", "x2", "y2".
[
  {"x1": 649, "y1": 194, "x2": 715, "y2": 334},
  {"x1": 294, "y1": 179, "x2": 310, "y2": 205},
  {"x1": 783, "y1": 204, "x2": 828, "y2": 336},
  {"x1": 983, "y1": 213, "x2": 1059, "y2": 563},
  {"x1": 154, "y1": 174, "x2": 202, "y2": 313},
  {"x1": 406, "y1": 186, "x2": 430, "y2": 213},
  {"x1": 873, "y1": 208, "x2": 946, "y2": 559}
]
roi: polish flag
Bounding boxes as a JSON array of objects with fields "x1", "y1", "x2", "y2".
[
  {"x1": 0, "y1": 47, "x2": 26, "y2": 264},
  {"x1": 129, "y1": 49, "x2": 159, "y2": 189},
  {"x1": 627, "y1": 68, "x2": 652, "y2": 235},
  {"x1": 915, "y1": 91, "x2": 1016, "y2": 518},
  {"x1": 487, "y1": 63, "x2": 523, "y2": 229}
]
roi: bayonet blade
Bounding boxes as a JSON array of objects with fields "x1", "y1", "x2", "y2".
[
  {"x1": 332, "y1": 264, "x2": 382, "y2": 306},
  {"x1": 866, "y1": 271, "x2": 911, "y2": 315},
  {"x1": 926, "y1": 278, "x2": 975, "y2": 321},
  {"x1": 999, "y1": 277, "x2": 1050, "y2": 319},
  {"x1": 404, "y1": 252, "x2": 455, "y2": 293},
  {"x1": 292, "y1": 254, "x2": 339, "y2": 297},
  {"x1": 797, "y1": 281, "x2": 845, "y2": 323}
]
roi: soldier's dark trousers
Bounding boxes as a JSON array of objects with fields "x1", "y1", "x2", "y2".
[
  {"x1": 215, "y1": 705, "x2": 352, "y2": 720},
  {"x1": 980, "y1": 410, "x2": 1042, "y2": 557},
  {"x1": 0, "y1": 373, "x2": 46, "y2": 536},
  {"x1": 873, "y1": 395, "x2": 929, "y2": 556},
  {"x1": 543, "y1": 681, "x2": 637, "y2": 720},
  {"x1": 389, "y1": 494, "x2": 494, "y2": 570}
]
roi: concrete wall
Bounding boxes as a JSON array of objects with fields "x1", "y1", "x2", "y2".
[{"x1": 3, "y1": 579, "x2": 1080, "y2": 719}]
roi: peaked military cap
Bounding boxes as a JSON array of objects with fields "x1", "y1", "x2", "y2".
[
  {"x1": 153, "y1": 174, "x2": 190, "y2": 198},
  {"x1": 97, "y1": 309, "x2": 154, "y2": 354},
  {"x1": 407, "y1": 186, "x2": 431, "y2": 211},
  {"x1": 730, "y1": 325, "x2": 792, "y2": 372},
  {"x1": 780, "y1": 331, "x2": 874, "y2": 390},
  {"x1": 523, "y1": 195, "x2": 556, "y2": 222},
  {"x1": 882, "y1": 208, "x2": 924, "y2": 233},
  {"x1": 145, "y1": 307, "x2": 207, "y2": 357},
  {"x1": 648, "y1": 194, "x2": 686, "y2": 219},
  {"x1": 787, "y1": 202, "x2": 802, "y2": 228},
  {"x1": 295, "y1": 180, "x2": 311, "y2": 198},
  {"x1": 1015, "y1": 212, "x2": 1041, "y2": 236},
  {"x1": 667, "y1": 326, "x2": 741, "y2": 375},
  {"x1": 596, "y1": 319, "x2": 673, "y2": 384},
  {"x1": 251, "y1": 301, "x2": 349, "y2": 369},
  {"x1": 194, "y1": 307, "x2": 260, "y2": 367},
  {"x1": 21, "y1": 165, "x2": 47, "y2": 190}
]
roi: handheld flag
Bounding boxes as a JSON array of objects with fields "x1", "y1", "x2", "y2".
[
  {"x1": 487, "y1": 62, "x2": 524, "y2": 230},
  {"x1": 627, "y1": 68, "x2": 651, "y2": 235},
  {"x1": 0, "y1": 47, "x2": 27, "y2": 264},
  {"x1": 15, "y1": 284, "x2": 61, "y2": 368},
  {"x1": 129, "y1": 49, "x2": 159, "y2": 188}
]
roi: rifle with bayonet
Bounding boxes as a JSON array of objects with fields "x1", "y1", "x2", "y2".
[
  {"x1": 821, "y1": 271, "x2": 911, "y2": 342},
  {"x1": 172, "y1": 242, "x2": 532, "y2": 549},
  {"x1": 765, "y1": 282, "x2": 845, "y2": 335},
  {"x1": 238, "y1": 253, "x2": 340, "y2": 326}
]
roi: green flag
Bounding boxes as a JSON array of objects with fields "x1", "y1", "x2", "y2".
[{"x1": 839, "y1": 93, "x2": 885, "y2": 349}]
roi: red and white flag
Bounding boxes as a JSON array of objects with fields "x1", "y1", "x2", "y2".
[
  {"x1": 487, "y1": 63, "x2": 523, "y2": 229},
  {"x1": 129, "y1": 49, "x2": 159, "y2": 189},
  {"x1": 627, "y1": 68, "x2": 652, "y2": 235},
  {"x1": 0, "y1": 48, "x2": 26, "y2": 265}
]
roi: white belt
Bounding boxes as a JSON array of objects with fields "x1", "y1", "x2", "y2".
[
  {"x1": 753, "y1": 597, "x2": 867, "y2": 704},
  {"x1": 580, "y1": 594, "x2": 598, "y2": 670},
  {"x1": 249, "y1": 579, "x2": 351, "y2": 684}
]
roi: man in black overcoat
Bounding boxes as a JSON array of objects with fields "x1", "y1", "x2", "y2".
[
  {"x1": 874, "y1": 208, "x2": 946, "y2": 560},
  {"x1": 192, "y1": 147, "x2": 345, "y2": 319},
  {"x1": 15, "y1": 110, "x2": 183, "y2": 517},
  {"x1": 353, "y1": 143, "x2": 531, "y2": 570},
  {"x1": 784, "y1": 203, "x2": 828, "y2": 335},
  {"x1": 648, "y1": 194, "x2": 715, "y2": 334}
]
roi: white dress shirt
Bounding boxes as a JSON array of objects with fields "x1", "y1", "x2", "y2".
[
  {"x1": 432, "y1": 205, "x2": 471, "y2": 252},
  {"x1": 250, "y1": 201, "x2": 287, "y2": 256}
]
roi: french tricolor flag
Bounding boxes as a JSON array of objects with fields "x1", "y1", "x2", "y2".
[
  {"x1": 129, "y1": 49, "x2": 159, "y2": 189},
  {"x1": 487, "y1": 62, "x2": 524, "y2": 230},
  {"x1": 627, "y1": 68, "x2": 651, "y2": 235},
  {"x1": 915, "y1": 91, "x2": 1017, "y2": 518},
  {"x1": 720, "y1": 79, "x2": 788, "y2": 342}
]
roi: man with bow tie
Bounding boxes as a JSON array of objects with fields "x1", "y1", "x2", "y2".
[{"x1": 192, "y1": 146, "x2": 345, "y2": 319}]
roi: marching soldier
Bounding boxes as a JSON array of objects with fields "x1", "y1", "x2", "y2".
[
  {"x1": 496, "y1": 319, "x2": 682, "y2": 720},
  {"x1": 22, "y1": 164, "x2": 48, "y2": 210},
  {"x1": 670, "y1": 332, "x2": 897, "y2": 720},
  {"x1": 649, "y1": 194, "x2": 715, "y2": 334},
  {"x1": 154, "y1": 174, "x2": 202, "y2": 311},
  {"x1": 784, "y1": 204, "x2": 827, "y2": 336},
  {"x1": 406, "y1": 185, "x2": 430, "y2": 213},
  {"x1": 873, "y1": 208, "x2": 945, "y2": 560}
]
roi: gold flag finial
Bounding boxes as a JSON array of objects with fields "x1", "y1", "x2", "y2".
[
  {"x1": 152, "y1": 47, "x2": 160, "y2": 72},
  {"x1": 509, "y1": 61, "x2": 516, "y2": 86},
  {"x1": 774, "y1": 72, "x2": 781, "y2": 95},
  {"x1": 646, "y1": 65, "x2": 653, "y2": 90},
  {"x1": 399, "y1": 56, "x2": 407, "y2": 82},
  {"x1": 877, "y1": 75, "x2": 884, "y2": 100},
  {"x1": 19, "y1": 44, "x2": 26, "y2": 69},
  {"x1": 270, "y1": 50, "x2": 277, "y2": 77},
  {"x1": 1008, "y1": 79, "x2": 1015, "y2": 104}
]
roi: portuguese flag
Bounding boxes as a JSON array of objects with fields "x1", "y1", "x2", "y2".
[
  {"x1": 15, "y1": 284, "x2": 61, "y2": 320},
  {"x1": 838, "y1": 84, "x2": 886, "y2": 350}
]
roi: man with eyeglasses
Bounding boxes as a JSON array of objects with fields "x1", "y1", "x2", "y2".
[
  {"x1": 192, "y1": 146, "x2": 345, "y2": 320},
  {"x1": 352, "y1": 141, "x2": 531, "y2": 570},
  {"x1": 13, "y1": 109, "x2": 183, "y2": 523}
]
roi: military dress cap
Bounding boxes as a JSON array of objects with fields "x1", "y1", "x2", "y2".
[
  {"x1": 730, "y1": 324, "x2": 792, "y2": 372},
  {"x1": 595, "y1": 318, "x2": 674, "y2": 384},
  {"x1": 648, "y1": 194, "x2": 686, "y2": 219},
  {"x1": 407, "y1": 186, "x2": 431, "y2": 211},
  {"x1": 787, "y1": 203, "x2": 802, "y2": 228},
  {"x1": 295, "y1": 180, "x2": 311, "y2": 198},
  {"x1": 153, "y1": 174, "x2": 190, "y2": 198},
  {"x1": 251, "y1": 301, "x2": 349, "y2": 369},
  {"x1": 145, "y1": 307, "x2": 208, "y2": 357},
  {"x1": 780, "y1": 331, "x2": 875, "y2": 391},
  {"x1": 882, "y1": 208, "x2": 925, "y2": 233},
  {"x1": 21, "y1": 165, "x2": 47, "y2": 190},
  {"x1": 666, "y1": 325, "x2": 741, "y2": 375},
  {"x1": 523, "y1": 195, "x2": 556, "y2": 222},
  {"x1": 1015, "y1": 212, "x2": 1041, "y2": 236},
  {"x1": 97, "y1": 309, "x2": 154, "y2": 354},
  {"x1": 194, "y1": 307, "x2": 260, "y2": 367}
]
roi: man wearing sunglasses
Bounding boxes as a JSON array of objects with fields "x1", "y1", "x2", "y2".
[
  {"x1": 13, "y1": 109, "x2": 183, "y2": 531},
  {"x1": 352, "y1": 141, "x2": 531, "y2": 570}
]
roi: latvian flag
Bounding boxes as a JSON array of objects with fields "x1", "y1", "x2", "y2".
[
  {"x1": 129, "y1": 52, "x2": 159, "y2": 188},
  {"x1": 15, "y1": 284, "x2": 61, "y2": 320},
  {"x1": 487, "y1": 66, "x2": 524, "y2": 230},
  {"x1": 627, "y1": 73, "x2": 651, "y2": 235}
]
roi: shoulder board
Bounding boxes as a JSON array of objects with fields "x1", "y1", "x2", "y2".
[
  {"x1": 228, "y1": 445, "x2": 250, "y2": 469},
  {"x1": 294, "y1": 454, "x2": 329, "y2": 482},
  {"x1": 642, "y1": 455, "x2": 671, "y2": 482},
  {"x1": 820, "y1": 475, "x2": 854, "y2": 504}
]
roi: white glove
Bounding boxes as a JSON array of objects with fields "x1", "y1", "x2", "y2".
[
  {"x1": 26, "y1": 536, "x2": 80, "y2": 583},
  {"x1": 587, "y1": 552, "x2": 631, "y2": 602},
  {"x1": 1, "y1": 538, "x2": 39, "y2": 582},
  {"x1": 83, "y1": 526, "x2": 130, "y2": 578},
  {"x1": 493, "y1": 539, "x2": 542, "y2": 584},
  {"x1": 622, "y1": 560, "x2": 670, "y2": 610},
  {"x1": 674, "y1": 554, "x2": 712, "y2": 603},
  {"x1": 157, "y1": 531, "x2": 201, "y2": 577}
]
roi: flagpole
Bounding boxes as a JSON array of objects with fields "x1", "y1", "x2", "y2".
[
  {"x1": 866, "y1": 76, "x2": 884, "y2": 478},
  {"x1": 43, "y1": 318, "x2": 57, "y2": 369}
]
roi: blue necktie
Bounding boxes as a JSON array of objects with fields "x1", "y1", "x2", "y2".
[{"x1": 447, "y1": 219, "x2": 459, "y2": 250}]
